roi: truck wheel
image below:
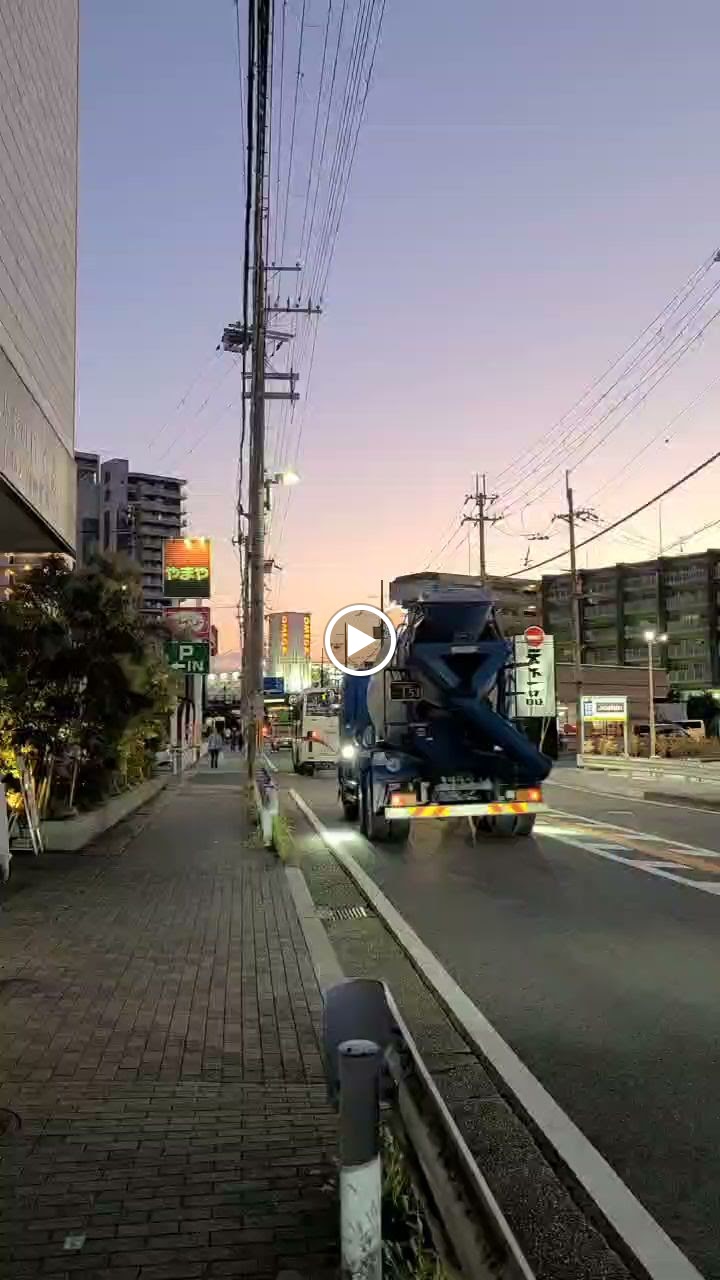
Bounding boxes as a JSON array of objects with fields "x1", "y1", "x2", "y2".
[
  {"x1": 303, "y1": 762, "x2": 315, "y2": 778},
  {"x1": 342, "y1": 797, "x2": 359, "y2": 821},
  {"x1": 487, "y1": 814, "x2": 536, "y2": 838},
  {"x1": 292, "y1": 753, "x2": 302, "y2": 774},
  {"x1": 361, "y1": 776, "x2": 389, "y2": 842}
]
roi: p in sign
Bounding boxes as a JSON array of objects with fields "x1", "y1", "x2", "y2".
[
  {"x1": 166, "y1": 640, "x2": 210, "y2": 675},
  {"x1": 524, "y1": 624, "x2": 546, "y2": 647}
]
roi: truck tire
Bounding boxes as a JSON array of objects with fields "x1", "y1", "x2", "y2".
[
  {"x1": 360, "y1": 775, "x2": 390, "y2": 842},
  {"x1": 485, "y1": 813, "x2": 536, "y2": 838}
]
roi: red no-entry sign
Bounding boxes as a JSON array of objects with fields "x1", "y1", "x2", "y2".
[{"x1": 524, "y1": 625, "x2": 546, "y2": 647}]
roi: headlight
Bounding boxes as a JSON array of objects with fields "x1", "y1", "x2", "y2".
[{"x1": 340, "y1": 744, "x2": 356, "y2": 760}]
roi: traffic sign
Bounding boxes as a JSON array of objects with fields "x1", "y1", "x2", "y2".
[
  {"x1": 166, "y1": 640, "x2": 210, "y2": 675},
  {"x1": 263, "y1": 676, "x2": 285, "y2": 695},
  {"x1": 524, "y1": 625, "x2": 545, "y2": 647}
]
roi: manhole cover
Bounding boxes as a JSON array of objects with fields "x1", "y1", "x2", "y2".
[
  {"x1": 318, "y1": 904, "x2": 370, "y2": 921},
  {"x1": 0, "y1": 1109, "x2": 21, "y2": 1136}
]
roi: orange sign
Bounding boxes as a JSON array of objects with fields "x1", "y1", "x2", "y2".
[
  {"x1": 303, "y1": 614, "x2": 311, "y2": 659},
  {"x1": 163, "y1": 538, "x2": 211, "y2": 599},
  {"x1": 280, "y1": 614, "x2": 289, "y2": 657}
]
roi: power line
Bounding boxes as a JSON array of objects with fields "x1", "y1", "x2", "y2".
[
  {"x1": 506, "y1": 444, "x2": 720, "y2": 578},
  {"x1": 278, "y1": 0, "x2": 307, "y2": 266},
  {"x1": 586, "y1": 370, "x2": 720, "y2": 503},
  {"x1": 146, "y1": 352, "x2": 220, "y2": 455},
  {"x1": 491, "y1": 248, "x2": 720, "y2": 493},
  {"x1": 499, "y1": 286, "x2": 720, "y2": 514}
]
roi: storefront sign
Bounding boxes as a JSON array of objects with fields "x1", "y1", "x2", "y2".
[
  {"x1": 280, "y1": 614, "x2": 289, "y2": 657},
  {"x1": 163, "y1": 538, "x2": 211, "y2": 599},
  {"x1": 303, "y1": 614, "x2": 311, "y2": 659},
  {"x1": 163, "y1": 606, "x2": 211, "y2": 642},
  {"x1": 582, "y1": 695, "x2": 628, "y2": 724},
  {"x1": 513, "y1": 635, "x2": 556, "y2": 717},
  {"x1": 166, "y1": 640, "x2": 210, "y2": 674},
  {"x1": 264, "y1": 676, "x2": 285, "y2": 695}
]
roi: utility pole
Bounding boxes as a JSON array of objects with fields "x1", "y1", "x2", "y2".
[
  {"x1": 554, "y1": 473, "x2": 597, "y2": 761},
  {"x1": 462, "y1": 473, "x2": 500, "y2": 578},
  {"x1": 245, "y1": 0, "x2": 272, "y2": 778}
]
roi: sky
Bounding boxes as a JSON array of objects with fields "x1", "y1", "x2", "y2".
[{"x1": 78, "y1": 0, "x2": 720, "y2": 655}]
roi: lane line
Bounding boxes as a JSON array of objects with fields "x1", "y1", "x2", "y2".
[
  {"x1": 289, "y1": 788, "x2": 703, "y2": 1280},
  {"x1": 548, "y1": 778, "x2": 720, "y2": 817},
  {"x1": 549, "y1": 835, "x2": 720, "y2": 898},
  {"x1": 547, "y1": 807, "x2": 720, "y2": 860}
]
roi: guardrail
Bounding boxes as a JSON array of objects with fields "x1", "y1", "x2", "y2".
[
  {"x1": 324, "y1": 977, "x2": 534, "y2": 1280},
  {"x1": 255, "y1": 764, "x2": 279, "y2": 848},
  {"x1": 580, "y1": 755, "x2": 720, "y2": 784}
]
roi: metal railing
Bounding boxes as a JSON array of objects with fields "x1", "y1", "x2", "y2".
[
  {"x1": 580, "y1": 755, "x2": 720, "y2": 783},
  {"x1": 324, "y1": 977, "x2": 534, "y2": 1279}
]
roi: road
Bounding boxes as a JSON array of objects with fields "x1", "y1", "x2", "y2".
[{"x1": 275, "y1": 752, "x2": 720, "y2": 1279}]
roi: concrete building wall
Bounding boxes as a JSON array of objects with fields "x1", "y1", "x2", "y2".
[
  {"x1": 0, "y1": 0, "x2": 79, "y2": 551},
  {"x1": 542, "y1": 550, "x2": 720, "y2": 694}
]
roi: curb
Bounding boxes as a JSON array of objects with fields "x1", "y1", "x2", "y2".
[
  {"x1": 289, "y1": 788, "x2": 704, "y2": 1280},
  {"x1": 285, "y1": 865, "x2": 345, "y2": 992}
]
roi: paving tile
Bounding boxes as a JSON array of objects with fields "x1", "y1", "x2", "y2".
[{"x1": 0, "y1": 759, "x2": 338, "y2": 1276}]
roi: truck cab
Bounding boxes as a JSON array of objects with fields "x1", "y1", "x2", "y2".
[{"x1": 292, "y1": 688, "x2": 341, "y2": 775}]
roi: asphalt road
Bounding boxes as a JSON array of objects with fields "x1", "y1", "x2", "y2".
[{"x1": 276, "y1": 752, "x2": 720, "y2": 1279}]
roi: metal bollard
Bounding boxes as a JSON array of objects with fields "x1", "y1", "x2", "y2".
[{"x1": 338, "y1": 1039, "x2": 383, "y2": 1280}]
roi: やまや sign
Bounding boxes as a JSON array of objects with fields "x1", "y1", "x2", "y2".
[
  {"x1": 163, "y1": 538, "x2": 211, "y2": 599},
  {"x1": 513, "y1": 634, "x2": 556, "y2": 718}
]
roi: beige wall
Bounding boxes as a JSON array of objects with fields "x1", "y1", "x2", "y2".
[{"x1": 0, "y1": 0, "x2": 79, "y2": 550}]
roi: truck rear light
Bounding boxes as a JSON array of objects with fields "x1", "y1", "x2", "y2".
[
  {"x1": 517, "y1": 787, "x2": 542, "y2": 803},
  {"x1": 390, "y1": 792, "x2": 416, "y2": 806}
]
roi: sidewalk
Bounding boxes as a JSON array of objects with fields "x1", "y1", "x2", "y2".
[
  {"x1": 0, "y1": 754, "x2": 338, "y2": 1279},
  {"x1": 548, "y1": 758, "x2": 720, "y2": 807}
]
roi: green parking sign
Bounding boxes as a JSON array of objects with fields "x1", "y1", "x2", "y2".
[{"x1": 166, "y1": 641, "x2": 210, "y2": 675}]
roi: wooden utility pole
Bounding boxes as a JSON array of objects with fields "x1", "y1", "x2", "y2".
[{"x1": 246, "y1": 0, "x2": 272, "y2": 777}]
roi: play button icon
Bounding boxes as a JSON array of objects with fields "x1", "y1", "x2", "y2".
[{"x1": 324, "y1": 604, "x2": 398, "y2": 678}]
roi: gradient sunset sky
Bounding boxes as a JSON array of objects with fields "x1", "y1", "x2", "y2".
[{"x1": 77, "y1": 0, "x2": 720, "y2": 654}]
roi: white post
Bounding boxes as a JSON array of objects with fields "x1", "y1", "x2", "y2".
[
  {"x1": 648, "y1": 639, "x2": 657, "y2": 759},
  {"x1": 339, "y1": 1040, "x2": 382, "y2": 1280}
]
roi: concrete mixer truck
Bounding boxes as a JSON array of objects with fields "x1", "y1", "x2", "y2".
[{"x1": 337, "y1": 573, "x2": 552, "y2": 843}]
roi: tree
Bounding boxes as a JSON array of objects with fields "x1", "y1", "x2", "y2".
[
  {"x1": 0, "y1": 555, "x2": 172, "y2": 811},
  {"x1": 686, "y1": 691, "x2": 720, "y2": 737}
]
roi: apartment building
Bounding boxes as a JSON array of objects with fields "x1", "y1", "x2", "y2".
[
  {"x1": 0, "y1": 1, "x2": 79, "y2": 554},
  {"x1": 76, "y1": 453, "x2": 187, "y2": 614},
  {"x1": 542, "y1": 550, "x2": 720, "y2": 694}
]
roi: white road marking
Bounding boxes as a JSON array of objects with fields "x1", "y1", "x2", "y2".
[
  {"x1": 547, "y1": 807, "x2": 720, "y2": 859},
  {"x1": 290, "y1": 788, "x2": 703, "y2": 1280},
  {"x1": 548, "y1": 777, "x2": 720, "y2": 817},
  {"x1": 549, "y1": 835, "x2": 720, "y2": 899}
]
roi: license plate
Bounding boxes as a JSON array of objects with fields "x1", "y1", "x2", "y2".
[{"x1": 390, "y1": 681, "x2": 422, "y2": 701}]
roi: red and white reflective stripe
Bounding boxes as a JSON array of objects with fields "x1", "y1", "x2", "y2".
[{"x1": 385, "y1": 801, "x2": 547, "y2": 820}]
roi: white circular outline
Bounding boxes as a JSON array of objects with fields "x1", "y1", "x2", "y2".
[{"x1": 323, "y1": 604, "x2": 397, "y2": 678}]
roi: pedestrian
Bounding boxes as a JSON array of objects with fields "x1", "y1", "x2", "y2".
[
  {"x1": 236, "y1": 725, "x2": 244, "y2": 754},
  {"x1": 207, "y1": 727, "x2": 223, "y2": 769}
]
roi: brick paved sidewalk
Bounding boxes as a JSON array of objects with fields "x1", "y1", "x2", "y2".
[{"x1": 0, "y1": 755, "x2": 339, "y2": 1279}]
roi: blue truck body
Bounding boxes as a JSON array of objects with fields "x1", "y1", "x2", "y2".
[{"x1": 337, "y1": 577, "x2": 552, "y2": 842}]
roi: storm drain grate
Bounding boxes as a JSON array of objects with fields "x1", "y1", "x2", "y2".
[{"x1": 318, "y1": 904, "x2": 371, "y2": 922}]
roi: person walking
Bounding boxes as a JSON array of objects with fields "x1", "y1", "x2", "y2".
[{"x1": 207, "y1": 727, "x2": 223, "y2": 770}]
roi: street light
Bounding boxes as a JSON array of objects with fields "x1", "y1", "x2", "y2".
[
  {"x1": 264, "y1": 469, "x2": 301, "y2": 511},
  {"x1": 643, "y1": 629, "x2": 668, "y2": 758}
]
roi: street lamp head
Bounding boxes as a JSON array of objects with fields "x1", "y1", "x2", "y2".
[
  {"x1": 643, "y1": 629, "x2": 656, "y2": 643},
  {"x1": 279, "y1": 468, "x2": 300, "y2": 486},
  {"x1": 658, "y1": 632, "x2": 668, "y2": 643}
]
